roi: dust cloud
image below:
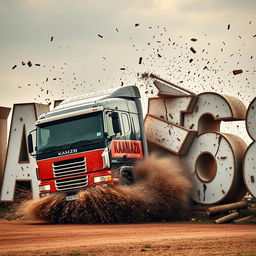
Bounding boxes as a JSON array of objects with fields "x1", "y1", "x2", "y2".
[{"x1": 18, "y1": 154, "x2": 191, "y2": 223}]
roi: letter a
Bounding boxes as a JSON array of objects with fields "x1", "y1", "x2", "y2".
[{"x1": 0, "y1": 103, "x2": 49, "y2": 201}]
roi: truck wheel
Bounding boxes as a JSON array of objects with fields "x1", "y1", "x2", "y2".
[{"x1": 119, "y1": 167, "x2": 134, "y2": 186}]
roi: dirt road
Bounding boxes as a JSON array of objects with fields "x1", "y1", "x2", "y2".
[{"x1": 1, "y1": 220, "x2": 256, "y2": 256}]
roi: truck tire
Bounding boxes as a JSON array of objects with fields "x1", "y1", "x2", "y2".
[{"x1": 119, "y1": 166, "x2": 134, "y2": 186}]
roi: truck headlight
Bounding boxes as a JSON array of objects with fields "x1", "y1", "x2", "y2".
[
  {"x1": 101, "y1": 147, "x2": 110, "y2": 169},
  {"x1": 94, "y1": 175, "x2": 112, "y2": 183},
  {"x1": 39, "y1": 184, "x2": 51, "y2": 192}
]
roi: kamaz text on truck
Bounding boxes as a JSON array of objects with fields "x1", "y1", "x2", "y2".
[{"x1": 28, "y1": 86, "x2": 148, "y2": 201}]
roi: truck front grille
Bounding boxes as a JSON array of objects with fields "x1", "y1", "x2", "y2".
[
  {"x1": 52, "y1": 157, "x2": 86, "y2": 178},
  {"x1": 55, "y1": 175, "x2": 88, "y2": 191}
]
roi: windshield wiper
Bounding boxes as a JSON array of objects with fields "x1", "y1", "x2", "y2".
[
  {"x1": 69, "y1": 139, "x2": 102, "y2": 148},
  {"x1": 39, "y1": 139, "x2": 103, "y2": 154},
  {"x1": 39, "y1": 145, "x2": 68, "y2": 153}
]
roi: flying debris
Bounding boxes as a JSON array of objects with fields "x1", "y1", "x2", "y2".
[
  {"x1": 233, "y1": 69, "x2": 243, "y2": 75},
  {"x1": 190, "y1": 47, "x2": 196, "y2": 54},
  {"x1": 6, "y1": 22, "x2": 254, "y2": 115}
]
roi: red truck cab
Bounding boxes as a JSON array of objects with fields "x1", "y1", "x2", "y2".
[{"x1": 28, "y1": 86, "x2": 148, "y2": 200}]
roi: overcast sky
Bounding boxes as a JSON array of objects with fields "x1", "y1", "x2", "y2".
[{"x1": 0, "y1": 0, "x2": 255, "y2": 142}]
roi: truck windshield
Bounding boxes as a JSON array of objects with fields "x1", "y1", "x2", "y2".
[{"x1": 37, "y1": 111, "x2": 104, "y2": 153}]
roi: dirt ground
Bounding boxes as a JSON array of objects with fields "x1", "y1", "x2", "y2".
[{"x1": 0, "y1": 220, "x2": 256, "y2": 256}]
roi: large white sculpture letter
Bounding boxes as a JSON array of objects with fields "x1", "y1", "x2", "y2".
[
  {"x1": 0, "y1": 103, "x2": 49, "y2": 201},
  {"x1": 184, "y1": 93, "x2": 247, "y2": 204},
  {"x1": 0, "y1": 106, "x2": 11, "y2": 189},
  {"x1": 145, "y1": 76, "x2": 197, "y2": 155},
  {"x1": 243, "y1": 97, "x2": 256, "y2": 197}
]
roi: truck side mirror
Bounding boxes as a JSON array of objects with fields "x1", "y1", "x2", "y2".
[
  {"x1": 111, "y1": 112, "x2": 121, "y2": 134},
  {"x1": 28, "y1": 133, "x2": 34, "y2": 154}
]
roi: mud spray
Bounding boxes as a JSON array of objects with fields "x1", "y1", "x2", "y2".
[{"x1": 18, "y1": 155, "x2": 192, "y2": 223}]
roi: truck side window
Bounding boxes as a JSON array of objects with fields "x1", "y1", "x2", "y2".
[
  {"x1": 121, "y1": 113, "x2": 130, "y2": 135},
  {"x1": 131, "y1": 114, "x2": 141, "y2": 140},
  {"x1": 105, "y1": 113, "x2": 115, "y2": 137},
  {"x1": 38, "y1": 129, "x2": 50, "y2": 147}
]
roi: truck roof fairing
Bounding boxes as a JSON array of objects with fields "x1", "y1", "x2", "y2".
[
  {"x1": 56, "y1": 86, "x2": 140, "y2": 110},
  {"x1": 36, "y1": 106, "x2": 104, "y2": 125},
  {"x1": 36, "y1": 86, "x2": 140, "y2": 125}
]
